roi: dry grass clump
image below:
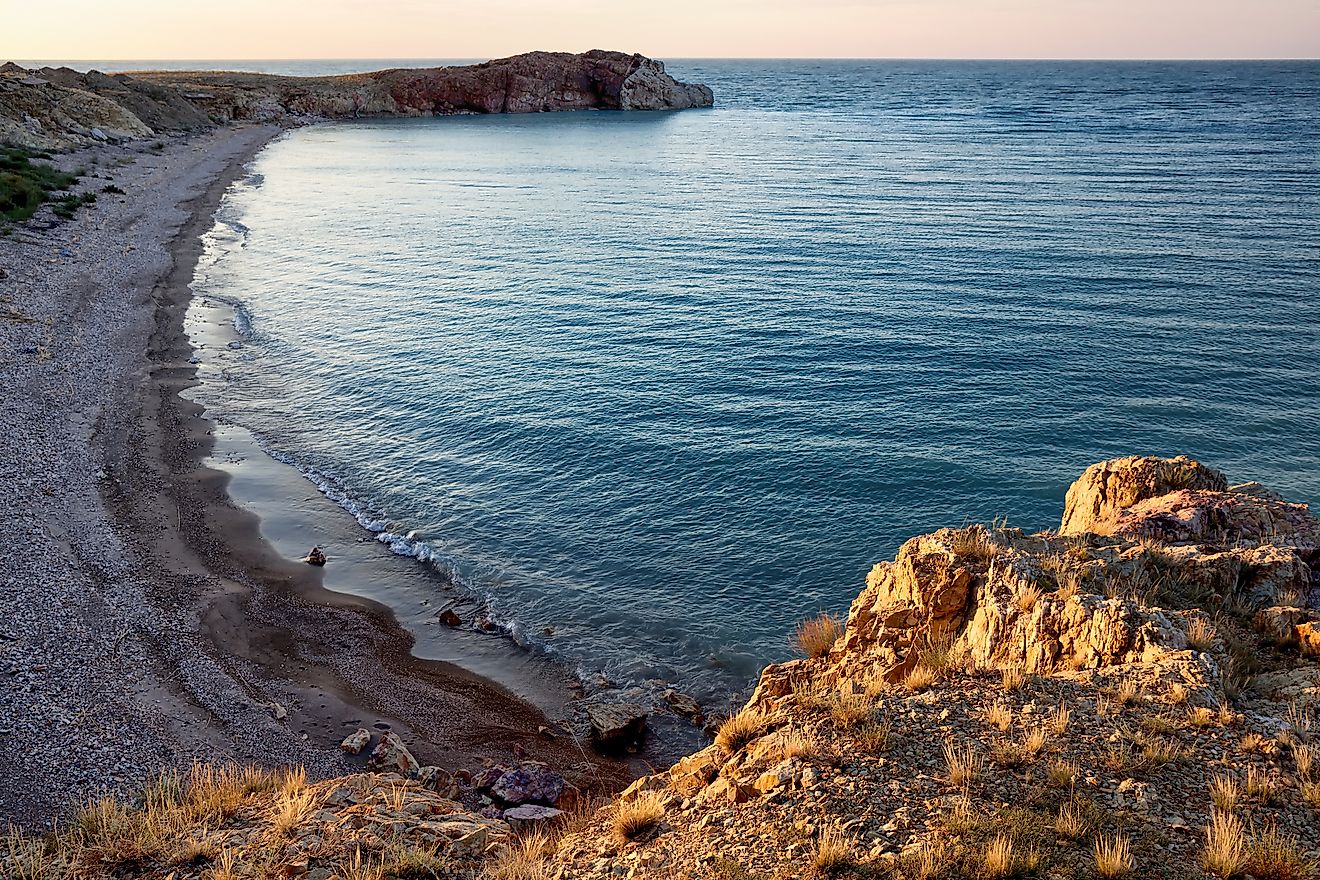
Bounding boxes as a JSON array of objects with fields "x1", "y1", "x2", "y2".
[
  {"x1": 485, "y1": 833, "x2": 552, "y2": 880},
  {"x1": 986, "y1": 703, "x2": 1013, "y2": 733},
  {"x1": 384, "y1": 843, "x2": 449, "y2": 879},
  {"x1": 1188, "y1": 706, "x2": 1216, "y2": 727},
  {"x1": 793, "y1": 679, "x2": 836, "y2": 713},
  {"x1": 811, "y1": 828, "x2": 855, "y2": 876},
  {"x1": 1001, "y1": 667, "x2": 1025, "y2": 692},
  {"x1": 1113, "y1": 678, "x2": 1140, "y2": 706},
  {"x1": 1292, "y1": 742, "x2": 1316, "y2": 780},
  {"x1": 211, "y1": 848, "x2": 241, "y2": 880},
  {"x1": 992, "y1": 730, "x2": 1047, "y2": 769},
  {"x1": 1050, "y1": 702, "x2": 1071, "y2": 736},
  {"x1": 1300, "y1": 780, "x2": 1320, "y2": 811},
  {"x1": 901, "y1": 838, "x2": 953, "y2": 880},
  {"x1": 1202, "y1": 811, "x2": 1248, "y2": 878},
  {"x1": 795, "y1": 613, "x2": 843, "y2": 659},
  {"x1": 715, "y1": 707, "x2": 769, "y2": 754},
  {"x1": 780, "y1": 730, "x2": 818, "y2": 761},
  {"x1": 2, "y1": 829, "x2": 65, "y2": 880},
  {"x1": 904, "y1": 663, "x2": 937, "y2": 693},
  {"x1": 1245, "y1": 765, "x2": 1278, "y2": 803},
  {"x1": 1168, "y1": 682, "x2": 1189, "y2": 705},
  {"x1": 943, "y1": 742, "x2": 983, "y2": 788},
  {"x1": 855, "y1": 717, "x2": 893, "y2": 753},
  {"x1": 1210, "y1": 773, "x2": 1241, "y2": 813},
  {"x1": 1055, "y1": 800, "x2": 1089, "y2": 840},
  {"x1": 1046, "y1": 759, "x2": 1078, "y2": 788},
  {"x1": 949, "y1": 524, "x2": 999, "y2": 561},
  {"x1": 829, "y1": 690, "x2": 874, "y2": 730},
  {"x1": 1186, "y1": 617, "x2": 1217, "y2": 651},
  {"x1": 1240, "y1": 732, "x2": 1271, "y2": 754},
  {"x1": 1140, "y1": 736, "x2": 1185, "y2": 767},
  {"x1": 1016, "y1": 584, "x2": 1042, "y2": 613},
  {"x1": 1094, "y1": 833, "x2": 1135, "y2": 878},
  {"x1": 1245, "y1": 825, "x2": 1313, "y2": 880},
  {"x1": 332, "y1": 848, "x2": 383, "y2": 880},
  {"x1": 611, "y1": 792, "x2": 664, "y2": 845},
  {"x1": 271, "y1": 788, "x2": 317, "y2": 838},
  {"x1": 981, "y1": 834, "x2": 1015, "y2": 879}
]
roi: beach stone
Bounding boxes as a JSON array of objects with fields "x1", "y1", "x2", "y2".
[
  {"x1": 490, "y1": 762, "x2": 565, "y2": 806},
  {"x1": 663, "y1": 688, "x2": 703, "y2": 722},
  {"x1": 587, "y1": 702, "x2": 648, "y2": 752},
  {"x1": 340, "y1": 728, "x2": 371, "y2": 754},
  {"x1": 417, "y1": 765, "x2": 452, "y2": 791},
  {"x1": 503, "y1": 804, "x2": 564, "y2": 828},
  {"x1": 367, "y1": 731, "x2": 419, "y2": 776},
  {"x1": 437, "y1": 608, "x2": 462, "y2": 627}
]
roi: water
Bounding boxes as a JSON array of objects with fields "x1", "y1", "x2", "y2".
[{"x1": 186, "y1": 60, "x2": 1320, "y2": 704}]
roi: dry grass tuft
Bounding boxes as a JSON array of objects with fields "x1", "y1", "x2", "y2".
[
  {"x1": 986, "y1": 703, "x2": 1013, "y2": 733},
  {"x1": 793, "y1": 679, "x2": 835, "y2": 713},
  {"x1": 271, "y1": 788, "x2": 317, "y2": 838},
  {"x1": 1301, "y1": 780, "x2": 1320, "y2": 811},
  {"x1": 1210, "y1": 773, "x2": 1240, "y2": 813},
  {"x1": 1245, "y1": 765, "x2": 1278, "y2": 803},
  {"x1": 1186, "y1": 617, "x2": 1216, "y2": 652},
  {"x1": 949, "y1": 525, "x2": 999, "y2": 561},
  {"x1": 904, "y1": 663, "x2": 937, "y2": 693},
  {"x1": 3, "y1": 829, "x2": 64, "y2": 880},
  {"x1": 1240, "y1": 732, "x2": 1270, "y2": 754},
  {"x1": 1168, "y1": 682, "x2": 1190, "y2": 705},
  {"x1": 981, "y1": 834, "x2": 1015, "y2": 879},
  {"x1": 1292, "y1": 742, "x2": 1316, "y2": 780},
  {"x1": 210, "y1": 848, "x2": 241, "y2": 880},
  {"x1": 1094, "y1": 833, "x2": 1135, "y2": 878},
  {"x1": 902, "y1": 838, "x2": 953, "y2": 880},
  {"x1": 811, "y1": 828, "x2": 855, "y2": 876},
  {"x1": 1055, "y1": 800, "x2": 1089, "y2": 840},
  {"x1": 855, "y1": 717, "x2": 893, "y2": 753},
  {"x1": 943, "y1": 742, "x2": 983, "y2": 788},
  {"x1": 1050, "y1": 702, "x2": 1071, "y2": 736},
  {"x1": 829, "y1": 690, "x2": 874, "y2": 730},
  {"x1": 384, "y1": 843, "x2": 449, "y2": 879},
  {"x1": 715, "y1": 707, "x2": 769, "y2": 754},
  {"x1": 1114, "y1": 678, "x2": 1140, "y2": 706},
  {"x1": 780, "y1": 730, "x2": 818, "y2": 761},
  {"x1": 611, "y1": 791, "x2": 664, "y2": 845},
  {"x1": 486, "y1": 833, "x2": 553, "y2": 880},
  {"x1": 1046, "y1": 759, "x2": 1079, "y2": 789},
  {"x1": 1188, "y1": 706, "x2": 1216, "y2": 727},
  {"x1": 1001, "y1": 667, "x2": 1025, "y2": 692},
  {"x1": 795, "y1": 613, "x2": 843, "y2": 659},
  {"x1": 1245, "y1": 824, "x2": 1313, "y2": 880},
  {"x1": 992, "y1": 730, "x2": 1047, "y2": 769},
  {"x1": 1202, "y1": 811, "x2": 1248, "y2": 879},
  {"x1": 1016, "y1": 584, "x2": 1043, "y2": 612},
  {"x1": 332, "y1": 848, "x2": 383, "y2": 880}
]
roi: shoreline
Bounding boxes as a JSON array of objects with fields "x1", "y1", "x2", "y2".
[{"x1": 0, "y1": 124, "x2": 631, "y2": 828}]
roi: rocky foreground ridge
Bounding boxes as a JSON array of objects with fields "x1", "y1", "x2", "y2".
[
  {"x1": 0, "y1": 51, "x2": 714, "y2": 149},
  {"x1": 4, "y1": 456, "x2": 1318, "y2": 879}
]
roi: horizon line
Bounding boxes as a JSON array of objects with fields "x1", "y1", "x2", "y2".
[{"x1": 10, "y1": 55, "x2": 1320, "y2": 64}]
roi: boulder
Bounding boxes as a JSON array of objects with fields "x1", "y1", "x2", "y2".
[
  {"x1": 1059, "y1": 455, "x2": 1227, "y2": 536},
  {"x1": 490, "y1": 762, "x2": 565, "y2": 806},
  {"x1": 367, "y1": 731, "x2": 420, "y2": 776},
  {"x1": 586, "y1": 702, "x2": 648, "y2": 752},
  {"x1": 340, "y1": 728, "x2": 371, "y2": 755},
  {"x1": 502, "y1": 804, "x2": 564, "y2": 828},
  {"x1": 437, "y1": 608, "x2": 462, "y2": 627},
  {"x1": 1299, "y1": 622, "x2": 1320, "y2": 658}
]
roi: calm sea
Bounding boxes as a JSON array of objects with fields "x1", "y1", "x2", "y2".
[{"x1": 166, "y1": 60, "x2": 1320, "y2": 703}]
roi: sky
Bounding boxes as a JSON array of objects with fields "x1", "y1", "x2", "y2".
[{"x1": 3, "y1": 0, "x2": 1318, "y2": 60}]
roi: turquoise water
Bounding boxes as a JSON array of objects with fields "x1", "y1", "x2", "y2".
[{"x1": 192, "y1": 61, "x2": 1320, "y2": 702}]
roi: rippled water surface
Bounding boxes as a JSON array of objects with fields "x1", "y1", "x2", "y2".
[{"x1": 192, "y1": 61, "x2": 1320, "y2": 701}]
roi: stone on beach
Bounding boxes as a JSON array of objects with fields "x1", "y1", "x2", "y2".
[
  {"x1": 340, "y1": 728, "x2": 371, "y2": 754},
  {"x1": 586, "y1": 702, "x2": 648, "y2": 752},
  {"x1": 366, "y1": 730, "x2": 419, "y2": 776},
  {"x1": 490, "y1": 761, "x2": 566, "y2": 806}
]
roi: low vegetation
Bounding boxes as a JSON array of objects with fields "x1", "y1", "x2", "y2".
[{"x1": 0, "y1": 146, "x2": 83, "y2": 224}]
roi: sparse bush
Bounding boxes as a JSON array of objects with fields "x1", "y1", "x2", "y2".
[
  {"x1": 1055, "y1": 800, "x2": 1088, "y2": 840},
  {"x1": 987, "y1": 703, "x2": 1013, "y2": 733},
  {"x1": 855, "y1": 718, "x2": 892, "y2": 752},
  {"x1": 1245, "y1": 765, "x2": 1278, "y2": 803},
  {"x1": 1046, "y1": 759, "x2": 1078, "y2": 788},
  {"x1": 949, "y1": 524, "x2": 999, "y2": 561},
  {"x1": 271, "y1": 788, "x2": 316, "y2": 838},
  {"x1": 901, "y1": 838, "x2": 953, "y2": 880},
  {"x1": 829, "y1": 690, "x2": 873, "y2": 730},
  {"x1": 794, "y1": 613, "x2": 843, "y2": 659},
  {"x1": 1050, "y1": 702, "x2": 1071, "y2": 736},
  {"x1": 485, "y1": 833, "x2": 552, "y2": 880},
  {"x1": 981, "y1": 834, "x2": 1015, "y2": 879},
  {"x1": 611, "y1": 791, "x2": 664, "y2": 844},
  {"x1": 1094, "y1": 833, "x2": 1135, "y2": 878},
  {"x1": 1292, "y1": 742, "x2": 1316, "y2": 780},
  {"x1": 101, "y1": 183, "x2": 126, "y2": 195},
  {"x1": 780, "y1": 730, "x2": 817, "y2": 761}
]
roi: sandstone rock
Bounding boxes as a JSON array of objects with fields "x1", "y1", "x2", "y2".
[
  {"x1": 367, "y1": 731, "x2": 420, "y2": 776},
  {"x1": 663, "y1": 688, "x2": 703, "y2": 722},
  {"x1": 340, "y1": 728, "x2": 371, "y2": 754},
  {"x1": 1298, "y1": 622, "x2": 1320, "y2": 657},
  {"x1": 586, "y1": 702, "x2": 648, "y2": 752},
  {"x1": 1059, "y1": 455, "x2": 1227, "y2": 536},
  {"x1": 1253, "y1": 607, "x2": 1313, "y2": 645}
]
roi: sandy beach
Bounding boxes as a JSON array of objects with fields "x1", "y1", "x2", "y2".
[{"x1": 0, "y1": 125, "x2": 628, "y2": 829}]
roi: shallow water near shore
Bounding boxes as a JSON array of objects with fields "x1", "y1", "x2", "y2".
[{"x1": 186, "y1": 60, "x2": 1320, "y2": 705}]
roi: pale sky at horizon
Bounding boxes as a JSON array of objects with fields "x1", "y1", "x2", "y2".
[{"x1": 3, "y1": 0, "x2": 1318, "y2": 61}]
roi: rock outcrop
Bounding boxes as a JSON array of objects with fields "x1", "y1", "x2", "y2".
[{"x1": 0, "y1": 51, "x2": 714, "y2": 149}]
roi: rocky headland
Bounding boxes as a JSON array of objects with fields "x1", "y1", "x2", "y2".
[
  {"x1": 0, "y1": 51, "x2": 714, "y2": 150},
  {"x1": 4, "y1": 455, "x2": 1317, "y2": 878}
]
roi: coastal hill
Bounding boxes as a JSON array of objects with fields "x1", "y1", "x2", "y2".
[
  {"x1": 0, "y1": 50, "x2": 714, "y2": 149},
  {"x1": 5, "y1": 455, "x2": 1317, "y2": 877}
]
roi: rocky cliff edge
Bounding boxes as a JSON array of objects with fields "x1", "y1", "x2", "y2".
[{"x1": 0, "y1": 51, "x2": 714, "y2": 150}]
